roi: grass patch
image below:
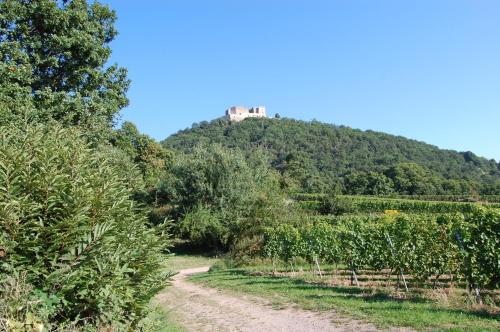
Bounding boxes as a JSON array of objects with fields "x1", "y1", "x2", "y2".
[
  {"x1": 157, "y1": 317, "x2": 186, "y2": 332},
  {"x1": 138, "y1": 305, "x2": 187, "y2": 332},
  {"x1": 166, "y1": 253, "x2": 221, "y2": 272},
  {"x1": 189, "y1": 268, "x2": 499, "y2": 331}
]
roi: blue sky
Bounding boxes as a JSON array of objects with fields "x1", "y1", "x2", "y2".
[{"x1": 104, "y1": 0, "x2": 500, "y2": 161}]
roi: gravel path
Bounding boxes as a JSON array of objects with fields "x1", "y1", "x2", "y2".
[{"x1": 156, "y1": 266, "x2": 410, "y2": 332}]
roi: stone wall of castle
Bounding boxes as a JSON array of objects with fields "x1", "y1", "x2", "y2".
[{"x1": 225, "y1": 106, "x2": 267, "y2": 122}]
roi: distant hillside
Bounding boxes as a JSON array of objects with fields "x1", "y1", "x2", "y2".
[{"x1": 162, "y1": 117, "x2": 500, "y2": 195}]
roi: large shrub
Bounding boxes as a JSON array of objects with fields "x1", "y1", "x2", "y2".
[
  {"x1": 161, "y1": 144, "x2": 285, "y2": 249},
  {"x1": 318, "y1": 194, "x2": 356, "y2": 215},
  {"x1": 0, "y1": 125, "x2": 170, "y2": 329}
]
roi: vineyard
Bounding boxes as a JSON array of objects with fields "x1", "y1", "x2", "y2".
[
  {"x1": 294, "y1": 193, "x2": 500, "y2": 203},
  {"x1": 297, "y1": 194, "x2": 500, "y2": 214},
  {"x1": 263, "y1": 206, "x2": 499, "y2": 304}
]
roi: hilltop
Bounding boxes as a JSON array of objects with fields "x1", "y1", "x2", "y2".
[{"x1": 162, "y1": 117, "x2": 500, "y2": 195}]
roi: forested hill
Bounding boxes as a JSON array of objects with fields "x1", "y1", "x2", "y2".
[{"x1": 162, "y1": 117, "x2": 500, "y2": 195}]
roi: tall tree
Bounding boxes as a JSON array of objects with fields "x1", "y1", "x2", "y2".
[
  {"x1": 112, "y1": 121, "x2": 174, "y2": 199},
  {"x1": 344, "y1": 171, "x2": 394, "y2": 195},
  {"x1": 0, "y1": 0, "x2": 129, "y2": 138},
  {"x1": 161, "y1": 144, "x2": 283, "y2": 248},
  {"x1": 384, "y1": 163, "x2": 437, "y2": 195}
]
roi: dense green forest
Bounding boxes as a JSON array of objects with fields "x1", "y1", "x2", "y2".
[{"x1": 163, "y1": 118, "x2": 500, "y2": 195}]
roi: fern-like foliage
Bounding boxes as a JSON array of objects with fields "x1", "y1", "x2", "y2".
[{"x1": 0, "y1": 124, "x2": 171, "y2": 329}]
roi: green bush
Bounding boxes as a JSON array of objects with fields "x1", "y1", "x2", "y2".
[
  {"x1": 179, "y1": 206, "x2": 225, "y2": 248},
  {"x1": 0, "y1": 125, "x2": 171, "y2": 329},
  {"x1": 318, "y1": 195, "x2": 355, "y2": 215},
  {"x1": 162, "y1": 144, "x2": 284, "y2": 249}
]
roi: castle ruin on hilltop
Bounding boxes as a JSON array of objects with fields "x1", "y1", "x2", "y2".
[{"x1": 225, "y1": 106, "x2": 267, "y2": 122}]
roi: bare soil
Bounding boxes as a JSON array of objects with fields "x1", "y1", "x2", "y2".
[{"x1": 156, "y1": 266, "x2": 412, "y2": 332}]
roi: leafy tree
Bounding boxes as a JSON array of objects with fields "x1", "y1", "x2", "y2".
[
  {"x1": 0, "y1": 124, "x2": 170, "y2": 328},
  {"x1": 179, "y1": 206, "x2": 225, "y2": 248},
  {"x1": 384, "y1": 163, "x2": 437, "y2": 195},
  {"x1": 161, "y1": 144, "x2": 283, "y2": 248},
  {"x1": 112, "y1": 121, "x2": 173, "y2": 195},
  {"x1": 344, "y1": 171, "x2": 394, "y2": 195},
  {"x1": 278, "y1": 151, "x2": 331, "y2": 193},
  {"x1": 0, "y1": 0, "x2": 129, "y2": 139}
]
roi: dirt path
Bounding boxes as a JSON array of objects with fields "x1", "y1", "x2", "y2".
[{"x1": 156, "y1": 266, "x2": 409, "y2": 332}]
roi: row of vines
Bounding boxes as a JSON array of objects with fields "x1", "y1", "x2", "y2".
[
  {"x1": 298, "y1": 195, "x2": 500, "y2": 214},
  {"x1": 263, "y1": 208, "x2": 499, "y2": 303},
  {"x1": 294, "y1": 193, "x2": 500, "y2": 203}
]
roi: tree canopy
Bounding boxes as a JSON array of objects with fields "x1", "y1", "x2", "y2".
[
  {"x1": 159, "y1": 144, "x2": 285, "y2": 248},
  {"x1": 163, "y1": 117, "x2": 500, "y2": 195},
  {"x1": 0, "y1": 0, "x2": 129, "y2": 139}
]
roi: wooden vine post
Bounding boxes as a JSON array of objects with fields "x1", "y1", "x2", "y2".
[
  {"x1": 314, "y1": 256, "x2": 323, "y2": 278},
  {"x1": 351, "y1": 270, "x2": 360, "y2": 287},
  {"x1": 385, "y1": 233, "x2": 409, "y2": 292}
]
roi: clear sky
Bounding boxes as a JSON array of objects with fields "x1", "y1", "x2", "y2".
[{"x1": 103, "y1": 0, "x2": 500, "y2": 161}]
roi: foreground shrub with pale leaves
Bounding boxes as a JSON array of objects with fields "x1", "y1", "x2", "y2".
[{"x1": 0, "y1": 125, "x2": 171, "y2": 329}]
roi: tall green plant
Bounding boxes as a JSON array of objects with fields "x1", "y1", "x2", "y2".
[
  {"x1": 451, "y1": 209, "x2": 499, "y2": 302},
  {"x1": 0, "y1": 124, "x2": 170, "y2": 328}
]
